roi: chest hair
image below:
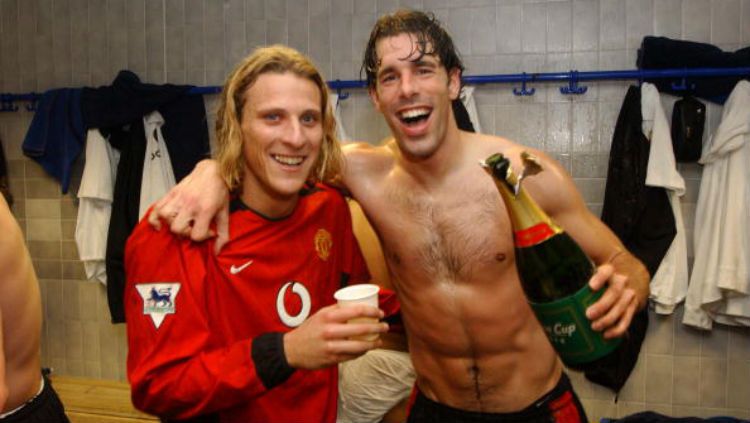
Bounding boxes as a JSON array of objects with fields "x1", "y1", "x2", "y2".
[{"x1": 383, "y1": 183, "x2": 507, "y2": 282}]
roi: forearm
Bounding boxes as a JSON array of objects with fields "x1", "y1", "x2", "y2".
[
  {"x1": 129, "y1": 334, "x2": 293, "y2": 419},
  {"x1": 608, "y1": 249, "x2": 650, "y2": 309}
]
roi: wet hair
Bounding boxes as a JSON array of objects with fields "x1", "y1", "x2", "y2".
[
  {"x1": 362, "y1": 9, "x2": 465, "y2": 89},
  {"x1": 215, "y1": 45, "x2": 342, "y2": 192}
]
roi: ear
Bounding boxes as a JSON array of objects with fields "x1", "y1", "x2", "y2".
[
  {"x1": 369, "y1": 86, "x2": 384, "y2": 113},
  {"x1": 448, "y1": 68, "x2": 461, "y2": 101}
]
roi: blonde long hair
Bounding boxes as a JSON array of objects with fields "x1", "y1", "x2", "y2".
[{"x1": 215, "y1": 45, "x2": 341, "y2": 192}]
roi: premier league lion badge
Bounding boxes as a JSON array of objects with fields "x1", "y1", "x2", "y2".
[{"x1": 136, "y1": 283, "x2": 181, "y2": 329}]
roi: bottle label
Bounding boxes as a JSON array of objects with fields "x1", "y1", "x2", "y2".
[
  {"x1": 529, "y1": 284, "x2": 621, "y2": 365},
  {"x1": 514, "y1": 223, "x2": 555, "y2": 248}
]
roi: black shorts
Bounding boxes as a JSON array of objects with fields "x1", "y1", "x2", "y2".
[
  {"x1": 0, "y1": 376, "x2": 69, "y2": 423},
  {"x1": 407, "y1": 373, "x2": 588, "y2": 423}
]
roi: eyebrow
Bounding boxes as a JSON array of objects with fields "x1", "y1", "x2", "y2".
[
  {"x1": 411, "y1": 59, "x2": 437, "y2": 67},
  {"x1": 377, "y1": 57, "x2": 438, "y2": 77}
]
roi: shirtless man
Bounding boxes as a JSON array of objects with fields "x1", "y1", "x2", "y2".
[
  {"x1": 0, "y1": 196, "x2": 69, "y2": 422},
  {"x1": 151, "y1": 10, "x2": 649, "y2": 422}
]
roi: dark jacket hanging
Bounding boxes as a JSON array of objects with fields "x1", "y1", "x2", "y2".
[
  {"x1": 601, "y1": 86, "x2": 677, "y2": 275},
  {"x1": 590, "y1": 85, "x2": 677, "y2": 393},
  {"x1": 82, "y1": 71, "x2": 210, "y2": 323},
  {"x1": 637, "y1": 36, "x2": 750, "y2": 104}
]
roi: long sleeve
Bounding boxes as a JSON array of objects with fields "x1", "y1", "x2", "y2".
[{"x1": 124, "y1": 219, "x2": 292, "y2": 420}]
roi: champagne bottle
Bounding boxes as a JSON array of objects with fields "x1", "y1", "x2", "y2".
[{"x1": 481, "y1": 152, "x2": 620, "y2": 368}]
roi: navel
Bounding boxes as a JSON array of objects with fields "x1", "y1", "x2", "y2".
[
  {"x1": 387, "y1": 250, "x2": 402, "y2": 266},
  {"x1": 494, "y1": 253, "x2": 506, "y2": 262}
]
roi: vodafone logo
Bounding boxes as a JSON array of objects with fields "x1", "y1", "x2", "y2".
[{"x1": 276, "y1": 281, "x2": 311, "y2": 327}]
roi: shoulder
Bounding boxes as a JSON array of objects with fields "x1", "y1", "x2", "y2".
[
  {"x1": 467, "y1": 132, "x2": 528, "y2": 165},
  {"x1": 342, "y1": 141, "x2": 395, "y2": 172},
  {"x1": 126, "y1": 216, "x2": 208, "y2": 261},
  {"x1": 519, "y1": 150, "x2": 583, "y2": 216},
  {"x1": 341, "y1": 141, "x2": 396, "y2": 193},
  {"x1": 469, "y1": 133, "x2": 565, "y2": 179},
  {"x1": 300, "y1": 182, "x2": 350, "y2": 212},
  {"x1": 468, "y1": 134, "x2": 578, "y2": 209}
]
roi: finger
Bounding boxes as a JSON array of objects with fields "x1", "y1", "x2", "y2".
[
  {"x1": 592, "y1": 288, "x2": 635, "y2": 332},
  {"x1": 586, "y1": 273, "x2": 625, "y2": 320},
  {"x1": 147, "y1": 201, "x2": 164, "y2": 230},
  {"x1": 157, "y1": 204, "x2": 181, "y2": 225},
  {"x1": 603, "y1": 296, "x2": 637, "y2": 339},
  {"x1": 190, "y1": 212, "x2": 214, "y2": 242},
  {"x1": 147, "y1": 194, "x2": 176, "y2": 230},
  {"x1": 331, "y1": 304, "x2": 385, "y2": 322},
  {"x1": 327, "y1": 338, "x2": 383, "y2": 356},
  {"x1": 169, "y1": 211, "x2": 195, "y2": 237},
  {"x1": 333, "y1": 321, "x2": 390, "y2": 340},
  {"x1": 588, "y1": 263, "x2": 614, "y2": 292},
  {"x1": 148, "y1": 212, "x2": 162, "y2": 231},
  {"x1": 154, "y1": 188, "x2": 180, "y2": 217},
  {"x1": 213, "y1": 202, "x2": 230, "y2": 254}
]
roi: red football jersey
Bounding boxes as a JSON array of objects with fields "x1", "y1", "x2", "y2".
[{"x1": 125, "y1": 184, "x2": 369, "y2": 423}]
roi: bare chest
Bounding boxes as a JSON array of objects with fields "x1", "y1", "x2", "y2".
[{"x1": 367, "y1": 182, "x2": 514, "y2": 284}]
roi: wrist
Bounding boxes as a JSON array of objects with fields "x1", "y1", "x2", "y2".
[{"x1": 251, "y1": 332, "x2": 295, "y2": 389}]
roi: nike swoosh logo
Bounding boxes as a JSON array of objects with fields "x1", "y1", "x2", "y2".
[{"x1": 230, "y1": 260, "x2": 254, "y2": 275}]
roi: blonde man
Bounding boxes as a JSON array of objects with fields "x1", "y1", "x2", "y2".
[{"x1": 125, "y1": 45, "x2": 390, "y2": 423}]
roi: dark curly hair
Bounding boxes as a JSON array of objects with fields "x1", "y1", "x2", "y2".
[{"x1": 362, "y1": 9, "x2": 465, "y2": 89}]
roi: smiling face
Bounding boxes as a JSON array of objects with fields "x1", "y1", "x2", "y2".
[
  {"x1": 239, "y1": 72, "x2": 323, "y2": 217},
  {"x1": 369, "y1": 33, "x2": 461, "y2": 161}
]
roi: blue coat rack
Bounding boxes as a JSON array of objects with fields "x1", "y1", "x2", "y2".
[{"x1": 2, "y1": 67, "x2": 749, "y2": 112}]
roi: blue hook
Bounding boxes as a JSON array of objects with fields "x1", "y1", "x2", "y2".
[
  {"x1": 335, "y1": 82, "x2": 350, "y2": 107},
  {"x1": 0, "y1": 94, "x2": 19, "y2": 112},
  {"x1": 25, "y1": 93, "x2": 39, "y2": 112},
  {"x1": 560, "y1": 71, "x2": 587, "y2": 95},
  {"x1": 512, "y1": 73, "x2": 535, "y2": 96},
  {"x1": 670, "y1": 75, "x2": 695, "y2": 91}
]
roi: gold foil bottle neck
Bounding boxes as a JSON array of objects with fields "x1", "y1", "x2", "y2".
[{"x1": 481, "y1": 152, "x2": 562, "y2": 235}]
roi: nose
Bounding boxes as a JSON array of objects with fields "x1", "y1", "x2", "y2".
[
  {"x1": 398, "y1": 73, "x2": 416, "y2": 98},
  {"x1": 282, "y1": 120, "x2": 306, "y2": 147}
]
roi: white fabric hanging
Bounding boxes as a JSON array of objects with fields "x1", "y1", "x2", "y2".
[
  {"x1": 459, "y1": 86, "x2": 482, "y2": 133},
  {"x1": 75, "y1": 129, "x2": 120, "y2": 285},
  {"x1": 139, "y1": 111, "x2": 176, "y2": 219},
  {"x1": 330, "y1": 93, "x2": 352, "y2": 143},
  {"x1": 683, "y1": 80, "x2": 750, "y2": 329},
  {"x1": 640, "y1": 83, "x2": 688, "y2": 315}
]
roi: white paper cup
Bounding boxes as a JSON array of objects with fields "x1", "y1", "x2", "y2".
[{"x1": 334, "y1": 284, "x2": 380, "y2": 341}]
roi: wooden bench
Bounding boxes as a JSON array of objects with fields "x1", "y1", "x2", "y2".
[{"x1": 50, "y1": 377, "x2": 158, "y2": 423}]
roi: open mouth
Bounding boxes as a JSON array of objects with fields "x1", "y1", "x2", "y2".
[
  {"x1": 272, "y1": 154, "x2": 304, "y2": 166},
  {"x1": 398, "y1": 107, "x2": 431, "y2": 126}
]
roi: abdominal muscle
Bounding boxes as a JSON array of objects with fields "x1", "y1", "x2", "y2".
[{"x1": 394, "y1": 268, "x2": 563, "y2": 413}]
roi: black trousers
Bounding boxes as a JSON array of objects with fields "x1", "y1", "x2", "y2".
[
  {"x1": 407, "y1": 373, "x2": 588, "y2": 423},
  {"x1": 0, "y1": 376, "x2": 69, "y2": 423}
]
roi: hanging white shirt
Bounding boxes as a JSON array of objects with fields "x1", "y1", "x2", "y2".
[
  {"x1": 75, "y1": 129, "x2": 120, "y2": 285},
  {"x1": 330, "y1": 93, "x2": 352, "y2": 143},
  {"x1": 683, "y1": 80, "x2": 750, "y2": 329},
  {"x1": 139, "y1": 111, "x2": 176, "y2": 220},
  {"x1": 459, "y1": 86, "x2": 483, "y2": 133},
  {"x1": 640, "y1": 83, "x2": 688, "y2": 315}
]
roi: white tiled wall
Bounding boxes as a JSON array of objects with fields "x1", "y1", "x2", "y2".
[{"x1": 1, "y1": 0, "x2": 749, "y2": 421}]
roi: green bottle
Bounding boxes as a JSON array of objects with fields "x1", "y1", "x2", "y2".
[{"x1": 481, "y1": 152, "x2": 620, "y2": 367}]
